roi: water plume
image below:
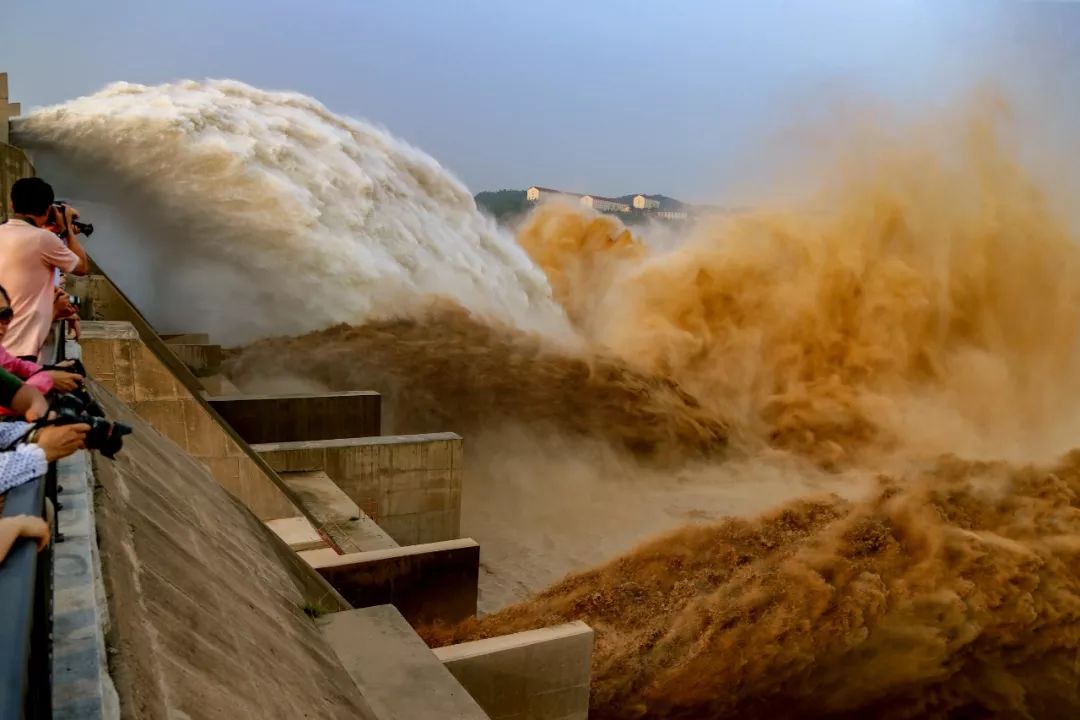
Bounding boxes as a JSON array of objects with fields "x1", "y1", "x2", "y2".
[
  {"x1": 13, "y1": 79, "x2": 568, "y2": 342},
  {"x1": 424, "y1": 451, "x2": 1080, "y2": 719},
  {"x1": 513, "y1": 113, "x2": 1080, "y2": 467}
]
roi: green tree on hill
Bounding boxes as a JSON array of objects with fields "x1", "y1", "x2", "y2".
[{"x1": 474, "y1": 189, "x2": 527, "y2": 221}]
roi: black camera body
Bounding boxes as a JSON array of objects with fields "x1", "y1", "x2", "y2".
[
  {"x1": 40, "y1": 383, "x2": 131, "y2": 459},
  {"x1": 52, "y1": 200, "x2": 94, "y2": 238}
]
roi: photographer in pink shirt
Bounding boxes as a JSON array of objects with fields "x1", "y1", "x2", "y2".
[{"x1": 0, "y1": 178, "x2": 88, "y2": 360}]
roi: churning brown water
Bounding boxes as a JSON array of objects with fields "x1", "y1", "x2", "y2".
[{"x1": 232, "y1": 111, "x2": 1080, "y2": 718}]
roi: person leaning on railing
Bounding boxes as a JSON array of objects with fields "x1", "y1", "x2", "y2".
[
  {"x1": 0, "y1": 284, "x2": 83, "y2": 399},
  {"x1": 0, "y1": 368, "x2": 88, "y2": 494}
]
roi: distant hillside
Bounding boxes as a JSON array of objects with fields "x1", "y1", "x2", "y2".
[
  {"x1": 475, "y1": 189, "x2": 527, "y2": 220},
  {"x1": 475, "y1": 188, "x2": 696, "y2": 222}
]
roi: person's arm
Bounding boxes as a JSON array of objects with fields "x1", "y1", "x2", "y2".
[
  {"x1": 0, "y1": 422, "x2": 91, "y2": 497},
  {"x1": 0, "y1": 369, "x2": 45, "y2": 421},
  {"x1": 64, "y1": 232, "x2": 89, "y2": 276},
  {"x1": 0, "y1": 344, "x2": 42, "y2": 381},
  {"x1": 0, "y1": 516, "x2": 49, "y2": 564},
  {"x1": 0, "y1": 441, "x2": 48, "y2": 494},
  {"x1": 40, "y1": 207, "x2": 86, "y2": 278},
  {"x1": 60, "y1": 205, "x2": 88, "y2": 276}
]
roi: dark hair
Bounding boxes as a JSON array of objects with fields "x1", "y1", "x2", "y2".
[{"x1": 10, "y1": 177, "x2": 55, "y2": 216}]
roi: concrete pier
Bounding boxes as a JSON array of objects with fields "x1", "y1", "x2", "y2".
[
  {"x1": 0, "y1": 73, "x2": 19, "y2": 145},
  {"x1": 319, "y1": 606, "x2": 490, "y2": 720},
  {"x1": 302, "y1": 538, "x2": 480, "y2": 626},
  {"x1": 80, "y1": 321, "x2": 298, "y2": 519},
  {"x1": 434, "y1": 623, "x2": 594, "y2": 720},
  {"x1": 210, "y1": 391, "x2": 382, "y2": 444},
  {"x1": 254, "y1": 433, "x2": 463, "y2": 545},
  {"x1": 169, "y1": 342, "x2": 223, "y2": 376}
]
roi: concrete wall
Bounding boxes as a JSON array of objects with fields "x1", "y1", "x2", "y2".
[
  {"x1": 0, "y1": 74, "x2": 21, "y2": 147},
  {"x1": 318, "y1": 606, "x2": 490, "y2": 720},
  {"x1": 434, "y1": 623, "x2": 594, "y2": 720},
  {"x1": 69, "y1": 273, "x2": 314, "y2": 523},
  {"x1": 210, "y1": 392, "x2": 381, "y2": 444},
  {"x1": 169, "y1": 342, "x2": 223, "y2": 377},
  {"x1": 81, "y1": 321, "x2": 298, "y2": 520},
  {"x1": 254, "y1": 433, "x2": 463, "y2": 546},
  {"x1": 302, "y1": 539, "x2": 480, "y2": 626},
  {"x1": 89, "y1": 380, "x2": 378, "y2": 720},
  {"x1": 0, "y1": 140, "x2": 33, "y2": 223}
]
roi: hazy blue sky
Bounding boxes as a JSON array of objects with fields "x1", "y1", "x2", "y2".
[{"x1": 3, "y1": 1, "x2": 1080, "y2": 202}]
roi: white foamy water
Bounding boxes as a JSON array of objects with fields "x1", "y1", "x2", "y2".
[{"x1": 13, "y1": 79, "x2": 568, "y2": 342}]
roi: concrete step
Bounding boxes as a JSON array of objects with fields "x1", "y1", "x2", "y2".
[
  {"x1": 264, "y1": 516, "x2": 329, "y2": 552},
  {"x1": 434, "y1": 622, "x2": 594, "y2": 720},
  {"x1": 209, "y1": 391, "x2": 381, "y2": 444},
  {"x1": 318, "y1": 605, "x2": 490, "y2": 720},
  {"x1": 300, "y1": 538, "x2": 479, "y2": 626},
  {"x1": 280, "y1": 470, "x2": 397, "y2": 553}
]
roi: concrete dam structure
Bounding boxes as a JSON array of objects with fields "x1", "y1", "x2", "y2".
[{"x1": 0, "y1": 73, "x2": 592, "y2": 720}]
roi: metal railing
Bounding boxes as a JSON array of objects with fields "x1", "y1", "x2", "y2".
[{"x1": 0, "y1": 472, "x2": 52, "y2": 718}]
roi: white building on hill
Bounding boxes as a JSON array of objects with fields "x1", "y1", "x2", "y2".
[
  {"x1": 527, "y1": 186, "x2": 630, "y2": 213},
  {"x1": 655, "y1": 210, "x2": 688, "y2": 220},
  {"x1": 633, "y1": 195, "x2": 660, "y2": 210},
  {"x1": 527, "y1": 186, "x2": 573, "y2": 202},
  {"x1": 580, "y1": 195, "x2": 630, "y2": 213}
]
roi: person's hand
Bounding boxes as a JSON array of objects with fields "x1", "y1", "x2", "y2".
[
  {"x1": 34, "y1": 423, "x2": 89, "y2": 462},
  {"x1": 15, "y1": 385, "x2": 49, "y2": 423},
  {"x1": 62, "y1": 204, "x2": 80, "y2": 227},
  {"x1": 46, "y1": 370, "x2": 83, "y2": 393},
  {"x1": 11, "y1": 515, "x2": 49, "y2": 551}
]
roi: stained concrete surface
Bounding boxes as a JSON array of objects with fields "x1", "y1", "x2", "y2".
[
  {"x1": 304, "y1": 538, "x2": 480, "y2": 626},
  {"x1": 318, "y1": 605, "x2": 489, "y2": 720},
  {"x1": 280, "y1": 470, "x2": 397, "y2": 552},
  {"x1": 168, "y1": 343, "x2": 222, "y2": 377},
  {"x1": 434, "y1": 622, "x2": 593, "y2": 720},
  {"x1": 0, "y1": 143, "x2": 31, "y2": 223},
  {"x1": 266, "y1": 515, "x2": 328, "y2": 551},
  {"x1": 89, "y1": 380, "x2": 378, "y2": 720},
  {"x1": 254, "y1": 433, "x2": 463, "y2": 545},
  {"x1": 81, "y1": 321, "x2": 297, "y2": 519},
  {"x1": 70, "y1": 276, "x2": 307, "y2": 522}
]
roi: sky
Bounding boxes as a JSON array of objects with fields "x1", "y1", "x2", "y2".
[{"x1": 3, "y1": 1, "x2": 1080, "y2": 203}]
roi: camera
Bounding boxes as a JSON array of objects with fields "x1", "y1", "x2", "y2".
[
  {"x1": 36, "y1": 373, "x2": 131, "y2": 459},
  {"x1": 52, "y1": 200, "x2": 94, "y2": 238}
]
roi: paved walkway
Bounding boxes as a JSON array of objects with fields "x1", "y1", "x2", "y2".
[{"x1": 52, "y1": 449, "x2": 118, "y2": 719}]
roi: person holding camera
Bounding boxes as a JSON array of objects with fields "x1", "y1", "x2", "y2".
[
  {"x1": 0, "y1": 284, "x2": 83, "y2": 402},
  {"x1": 0, "y1": 178, "x2": 89, "y2": 361},
  {"x1": 0, "y1": 366, "x2": 88, "y2": 493}
]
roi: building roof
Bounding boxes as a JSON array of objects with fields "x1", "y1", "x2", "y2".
[
  {"x1": 583, "y1": 194, "x2": 628, "y2": 203},
  {"x1": 529, "y1": 186, "x2": 634, "y2": 208},
  {"x1": 528, "y1": 186, "x2": 587, "y2": 198}
]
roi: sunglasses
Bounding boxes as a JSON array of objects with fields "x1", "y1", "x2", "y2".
[{"x1": 0, "y1": 307, "x2": 13, "y2": 324}]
